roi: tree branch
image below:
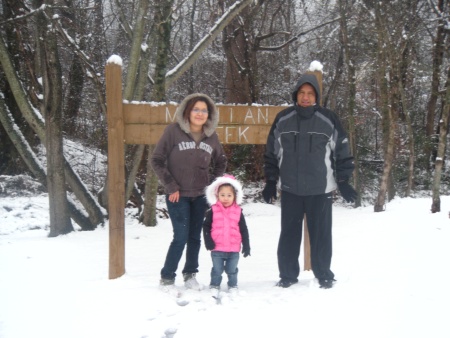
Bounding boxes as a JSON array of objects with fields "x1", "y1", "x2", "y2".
[
  {"x1": 257, "y1": 17, "x2": 341, "y2": 51},
  {"x1": 165, "y1": 0, "x2": 254, "y2": 89}
]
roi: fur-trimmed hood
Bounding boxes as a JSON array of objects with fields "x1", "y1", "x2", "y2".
[
  {"x1": 205, "y1": 174, "x2": 244, "y2": 206},
  {"x1": 175, "y1": 93, "x2": 219, "y2": 137}
]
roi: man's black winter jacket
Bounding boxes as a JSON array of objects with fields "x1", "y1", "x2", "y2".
[{"x1": 264, "y1": 104, "x2": 355, "y2": 196}]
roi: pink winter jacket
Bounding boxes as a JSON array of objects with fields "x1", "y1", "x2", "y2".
[{"x1": 210, "y1": 202, "x2": 242, "y2": 252}]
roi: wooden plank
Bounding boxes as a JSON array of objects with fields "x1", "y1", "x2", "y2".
[
  {"x1": 217, "y1": 105, "x2": 281, "y2": 124},
  {"x1": 215, "y1": 125, "x2": 271, "y2": 144},
  {"x1": 123, "y1": 103, "x2": 284, "y2": 125},
  {"x1": 123, "y1": 124, "x2": 272, "y2": 145},
  {"x1": 105, "y1": 61, "x2": 126, "y2": 279},
  {"x1": 123, "y1": 103, "x2": 178, "y2": 124},
  {"x1": 122, "y1": 104, "x2": 283, "y2": 145}
]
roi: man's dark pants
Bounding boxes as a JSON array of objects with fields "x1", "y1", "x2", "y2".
[{"x1": 278, "y1": 191, "x2": 335, "y2": 282}]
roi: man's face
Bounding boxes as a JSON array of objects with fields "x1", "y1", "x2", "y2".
[{"x1": 296, "y1": 83, "x2": 316, "y2": 107}]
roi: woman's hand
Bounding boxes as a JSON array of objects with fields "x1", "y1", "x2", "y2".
[{"x1": 168, "y1": 191, "x2": 180, "y2": 203}]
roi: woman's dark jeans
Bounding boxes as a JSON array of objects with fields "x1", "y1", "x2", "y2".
[{"x1": 161, "y1": 195, "x2": 207, "y2": 280}]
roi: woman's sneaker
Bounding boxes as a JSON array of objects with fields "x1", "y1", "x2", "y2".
[
  {"x1": 183, "y1": 273, "x2": 202, "y2": 290},
  {"x1": 160, "y1": 278, "x2": 175, "y2": 286},
  {"x1": 159, "y1": 278, "x2": 177, "y2": 295}
]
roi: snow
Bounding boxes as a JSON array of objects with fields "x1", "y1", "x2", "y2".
[
  {"x1": 107, "y1": 54, "x2": 122, "y2": 66},
  {"x1": 308, "y1": 60, "x2": 323, "y2": 72},
  {"x1": 1, "y1": 192, "x2": 450, "y2": 338}
]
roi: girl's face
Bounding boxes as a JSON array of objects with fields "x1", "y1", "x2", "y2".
[
  {"x1": 189, "y1": 101, "x2": 209, "y2": 131},
  {"x1": 217, "y1": 185, "x2": 235, "y2": 207}
]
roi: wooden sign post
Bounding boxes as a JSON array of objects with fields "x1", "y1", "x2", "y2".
[{"x1": 105, "y1": 56, "x2": 321, "y2": 279}]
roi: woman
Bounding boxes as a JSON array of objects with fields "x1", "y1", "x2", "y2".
[{"x1": 151, "y1": 93, "x2": 227, "y2": 290}]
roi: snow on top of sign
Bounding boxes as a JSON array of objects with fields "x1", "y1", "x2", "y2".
[
  {"x1": 123, "y1": 100, "x2": 178, "y2": 106},
  {"x1": 107, "y1": 55, "x2": 122, "y2": 66},
  {"x1": 122, "y1": 101, "x2": 289, "y2": 107},
  {"x1": 308, "y1": 60, "x2": 323, "y2": 72},
  {"x1": 216, "y1": 103, "x2": 287, "y2": 107}
]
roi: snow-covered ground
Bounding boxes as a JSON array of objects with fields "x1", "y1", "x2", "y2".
[{"x1": 1, "y1": 191, "x2": 450, "y2": 338}]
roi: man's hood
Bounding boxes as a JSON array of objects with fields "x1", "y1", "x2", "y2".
[{"x1": 291, "y1": 73, "x2": 321, "y2": 105}]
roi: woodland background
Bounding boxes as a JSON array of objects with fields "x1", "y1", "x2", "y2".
[{"x1": 0, "y1": 0, "x2": 449, "y2": 236}]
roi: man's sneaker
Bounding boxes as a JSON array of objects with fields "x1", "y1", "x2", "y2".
[
  {"x1": 183, "y1": 273, "x2": 201, "y2": 290},
  {"x1": 318, "y1": 278, "x2": 336, "y2": 289},
  {"x1": 276, "y1": 278, "x2": 298, "y2": 288}
]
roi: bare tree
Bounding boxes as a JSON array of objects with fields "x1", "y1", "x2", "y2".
[
  {"x1": 425, "y1": 0, "x2": 447, "y2": 171},
  {"x1": 431, "y1": 66, "x2": 450, "y2": 212},
  {"x1": 338, "y1": 0, "x2": 359, "y2": 206},
  {"x1": 372, "y1": 1, "x2": 397, "y2": 212},
  {"x1": 0, "y1": 2, "x2": 104, "y2": 231},
  {"x1": 36, "y1": 0, "x2": 73, "y2": 236},
  {"x1": 140, "y1": 0, "x2": 174, "y2": 227}
]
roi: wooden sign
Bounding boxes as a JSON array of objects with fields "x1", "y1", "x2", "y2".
[{"x1": 122, "y1": 102, "x2": 283, "y2": 145}]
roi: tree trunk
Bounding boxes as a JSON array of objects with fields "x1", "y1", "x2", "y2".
[
  {"x1": 339, "y1": 0, "x2": 359, "y2": 207},
  {"x1": 124, "y1": 0, "x2": 150, "y2": 100},
  {"x1": 401, "y1": 0, "x2": 419, "y2": 197},
  {"x1": 92, "y1": 0, "x2": 107, "y2": 71},
  {"x1": 424, "y1": 0, "x2": 445, "y2": 171},
  {"x1": 122, "y1": 10, "x2": 154, "y2": 208},
  {"x1": 188, "y1": 0, "x2": 198, "y2": 93},
  {"x1": 323, "y1": 49, "x2": 344, "y2": 111},
  {"x1": 61, "y1": 1, "x2": 87, "y2": 136},
  {"x1": 404, "y1": 101, "x2": 415, "y2": 197},
  {"x1": 221, "y1": 3, "x2": 256, "y2": 104},
  {"x1": 373, "y1": 2, "x2": 396, "y2": 212},
  {"x1": 125, "y1": 145, "x2": 145, "y2": 206},
  {"x1": 140, "y1": 0, "x2": 174, "y2": 227},
  {"x1": 37, "y1": 1, "x2": 73, "y2": 236},
  {"x1": 399, "y1": 70, "x2": 415, "y2": 197},
  {"x1": 431, "y1": 66, "x2": 450, "y2": 213},
  {"x1": 151, "y1": 0, "x2": 173, "y2": 102},
  {"x1": 64, "y1": 54, "x2": 84, "y2": 135},
  {"x1": 140, "y1": 146, "x2": 158, "y2": 226}
]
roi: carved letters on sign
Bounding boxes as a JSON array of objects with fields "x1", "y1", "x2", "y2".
[{"x1": 122, "y1": 103, "x2": 281, "y2": 145}]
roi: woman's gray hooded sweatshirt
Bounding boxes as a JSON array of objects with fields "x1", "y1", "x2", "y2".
[{"x1": 151, "y1": 93, "x2": 227, "y2": 197}]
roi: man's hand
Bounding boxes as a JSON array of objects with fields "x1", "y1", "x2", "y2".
[
  {"x1": 262, "y1": 181, "x2": 277, "y2": 203},
  {"x1": 338, "y1": 181, "x2": 357, "y2": 203}
]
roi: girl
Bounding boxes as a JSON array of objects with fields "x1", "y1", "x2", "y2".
[
  {"x1": 151, "y1": 93, "x2": 227, "y2": 290},
  {"x1": 203, "y1": 174, "x2": 250, "y2": 294}
]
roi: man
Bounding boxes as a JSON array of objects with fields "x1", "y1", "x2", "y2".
[{"x1": 262, "y1": 73, "x2": 357, "y2": 289}]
